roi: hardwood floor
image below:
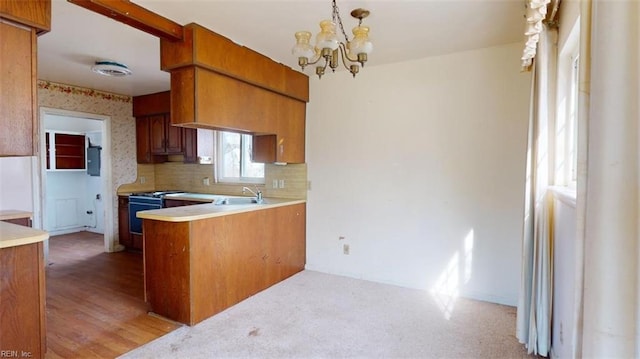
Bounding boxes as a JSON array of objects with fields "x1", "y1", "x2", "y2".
[{"x1": 45, "y1": 231, "x2": 180, "y2": 358}]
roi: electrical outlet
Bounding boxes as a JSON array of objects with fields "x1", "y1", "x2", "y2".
[
  {"x1": 343, "y1": 244, "x2": 350, "y2": 255},
  {"x1": 203, "y1": 177, "x2": 210, "y2": 186},
  {"x1": 140, "y1": 176, "x2": 146, "y2": 184},
  {"x1": 273, "y1": 179, "x2": 279, "y2": 189},
  {"x1": 279, "y1": 179, "x2": 285, "y2": 188},
  {"x1": 96, "y1": 194, "x2": 101, "y2": 200}
]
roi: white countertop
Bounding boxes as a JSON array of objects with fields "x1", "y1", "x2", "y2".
[
  {"x1": 137, "y1": 198, "x2": 306, "y2": 222},
  {"x1": 0, "y1": 221, "x2": 49, "y2": 249}
]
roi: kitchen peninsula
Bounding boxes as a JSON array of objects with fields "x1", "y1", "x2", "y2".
[{"x1": 138, "y1": 199, "x2": 305, "y2": 325}]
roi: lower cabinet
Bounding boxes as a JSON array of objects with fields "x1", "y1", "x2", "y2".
[
  {"x1": 0, "y1": 241, "x2": 46, "y2": 358},
  {"x1": 117, "y1": 196, "x2": 133, "y2": 249},
  {"x1": 144, "y1": 203, "x2": 306, "y2": 325},
  {"x1": 2, "y1": 217, "x2": 31, "y2": 227}
]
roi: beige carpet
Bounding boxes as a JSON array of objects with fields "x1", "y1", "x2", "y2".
[{"x1": 120, "y1": 271, "x2": 534, "y2": 358}]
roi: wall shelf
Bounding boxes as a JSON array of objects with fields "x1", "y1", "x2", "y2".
[{"x1": 46, "y1": 132, "x2": 86, "y2": 170}]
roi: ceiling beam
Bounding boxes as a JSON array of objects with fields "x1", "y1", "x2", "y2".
[{"x1": 67, "y1": 0, "x2": 183, "y2": 41}]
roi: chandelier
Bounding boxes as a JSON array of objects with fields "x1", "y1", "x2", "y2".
[{"x1": 292, "y1": 0, "x2": 373, "y2": 79}]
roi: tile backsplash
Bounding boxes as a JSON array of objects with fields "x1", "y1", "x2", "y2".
[{"x1": 142, "y1": 162, "x2": 307, "y2": 199}]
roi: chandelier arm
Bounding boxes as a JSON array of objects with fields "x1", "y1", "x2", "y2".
[
  {"x1": 338, "y1": 47, "x2": 353, "y2": 72},
  {"x1": 340, "y1": 47, "x2": 359, "y2": 73},
  {"x1": 338, "y1": 42, "x2": 359, "y2": 63},
  {"x1": 306, "y1": 56, "x2": 324, "y2": 66}
]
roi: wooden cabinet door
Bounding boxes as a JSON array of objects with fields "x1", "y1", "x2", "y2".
[
  {"x1": 272, "y1": 204, "x2": 306, "y2": 279},
  {"x1": 165, "y1": 115, "x2": 183, "y2": 154},
  {"x1": 251, "y1": 97, "x2": 305, "y2": 164},
  {"x1": 118, "y1": 196, "x2": 132, "y2": 248},
  {"x1": 136, "y1": 117, "x2": 153, "y2": 163},
  {"x1": 182, "y1": 128, "x2": 198, "y2": 163},
  {"x1": 277, "y1": 98, "x2": 305, "y2": 163},
  {"x1": 149, "y1": 115, "x2": 167, "y2": 155},
  {"x1": 0, "y1": 22, "x2": 36, "y2": 156}
]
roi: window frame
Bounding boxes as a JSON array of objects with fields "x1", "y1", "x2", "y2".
[
  {"x1": 215, "y1": 131, "x2": 265, "y2": 184},
  {"x1": 555, "y1": 18, "x2": 580, "y2": 189}
]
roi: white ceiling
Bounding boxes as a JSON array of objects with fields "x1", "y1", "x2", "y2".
[{"x1": 37, "y1": 0, "x2": 526, "y2": 97}]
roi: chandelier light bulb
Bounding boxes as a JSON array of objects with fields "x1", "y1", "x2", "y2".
[
  {"x1": 315, "y1": 20, "x2": 340, "y2": 51},
  {"x1": 292, "y1": 31, "x2": 315, "y2": 66},
  {"x1": 349, "y1": 26, "x2": 373, "y2": 56}
]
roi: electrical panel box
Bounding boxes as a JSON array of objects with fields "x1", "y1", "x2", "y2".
[{"x1": 87, "y1": 146, "x2": 101, "y2": 176}]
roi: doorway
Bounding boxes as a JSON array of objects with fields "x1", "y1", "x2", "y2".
[{"x1": 38, "y1": 107, "x2": 114, "y2": 254}]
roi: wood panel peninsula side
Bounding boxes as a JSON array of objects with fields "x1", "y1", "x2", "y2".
[
  {"x1": 0, "y1": 221, "x2": 49, "y2": 359},
  {"x1": 140, "y1": 201, "x2": 306, "y2": 325}
]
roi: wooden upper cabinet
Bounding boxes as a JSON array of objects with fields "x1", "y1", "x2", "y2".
[
  {"x1": 277, "y1": 98, "x2": 305, "y2": 163},
  {"x1": 133, "y1": 91, "x2": 170, "y2": 117},
  {"x1": 161, "y1": 24, "x2": 308, "y2": 102},
  {"x1": 136, "y1": 116, "x2": 155, "y2": 164},
  {"x1": 133, "y1": 91, "x2": 192, "y2": 163},
  {"x1": 182, "y1": 128, "x2": 198, "y2": 164},
  {"x1": 159, "y1": 23, "x2": 308, "y2": 162},
  {"x1": 171, "y1": 68, "x2": 280, "y2": 134},
  {"x1": 149, "y1": 115, "x2": 167, "y2": 154},
  {"x1": 0, "y1": 0, "x2": 51, "y2": 34},
  {"x1": 252, "y1": 97, "x2": 305, "y2": 164},
  {"x1": 165, "y1": 116, "x2": 183, "y2": 154},
  {"x1": 0, "y1": 0, "x2": 50, "y2": 157},
  {"x1": 149, "y1": 114, "x2": 182, "y2": 155},
  {"x1": 0, "y1": 21, "x2": 36, "y2": 157}
]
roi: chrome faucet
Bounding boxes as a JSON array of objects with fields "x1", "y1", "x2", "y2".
[{"x1": 242, "y1": 186, "x2": 263, "y2": 204}]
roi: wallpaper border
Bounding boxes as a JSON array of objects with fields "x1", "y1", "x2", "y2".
[{"x1": 37, "y1": 80, "x2": 132, "y2": 103}]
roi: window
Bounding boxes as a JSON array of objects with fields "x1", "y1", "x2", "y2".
[
  {"x1": 555, "y1": 18, "x2": 580, "y2": 188},
  {"x1": 567, "y1": 55, "x2": 579, "y2": 184},
  {"x1": 216, "y1": 131, "x2": 264, "y2": 183}
]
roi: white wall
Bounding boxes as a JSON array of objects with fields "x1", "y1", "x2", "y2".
[
  {"x1": 306, "y1": 42, "x2": 531, "y2": 306},
  {"x1": 0, "y1": 157, "x2": 35, "y2": 212},
  {"x1": 45, "y1": 171, "x2": 89, "y2": 234},
  {"x1": 551, "y1": 194, "x2": 577, "y2": 358}
]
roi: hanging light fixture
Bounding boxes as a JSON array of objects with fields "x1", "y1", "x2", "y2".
[{"x1": 292, "y1": 0, "x2": 373, "y2": 79}]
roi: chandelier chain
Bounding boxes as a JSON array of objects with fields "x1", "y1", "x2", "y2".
[{"x1": 331, "y1": 0, "x2": 350, "y2": 42}]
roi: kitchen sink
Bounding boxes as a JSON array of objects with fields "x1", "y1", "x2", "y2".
[{"x1": 216, "y1": 197, "x2": 261, "y2": 205}]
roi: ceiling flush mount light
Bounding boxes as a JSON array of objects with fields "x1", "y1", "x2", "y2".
[
  {"x1": 292, "y1": 0, "x2": 373, "y2": 79},
  {"x1": 91, "y1": 60, "x2": 132, "y2": 77}
]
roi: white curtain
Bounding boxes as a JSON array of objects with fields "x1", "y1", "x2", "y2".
[
  {"x1": 516, "y1": 24, "x2": 557, "y2": 357},
  {"x1": 577, "y1": 0, "x2": 640, "y2": 356}
]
